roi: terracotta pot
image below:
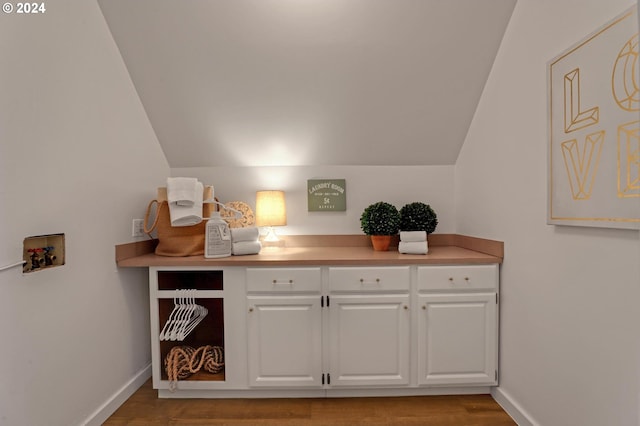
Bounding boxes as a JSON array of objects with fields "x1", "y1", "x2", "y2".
[{"x1": 370, "y1": 235, "x2": 392, "y2": 251}]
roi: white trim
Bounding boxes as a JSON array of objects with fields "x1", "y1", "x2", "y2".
[
  {"x1": 81, "y1": 363, "x2": 152, "y2": 426},
  {"x1": 491, "y1": 387, "x2": 539, "y2": 426},
  {"x1": 157, "y1": 385, "x2": 493, "y2": 399}
]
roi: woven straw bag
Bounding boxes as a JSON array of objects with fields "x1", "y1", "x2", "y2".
[{"x1": 144, "y1": 186, "x2": 215, "y2": 257}]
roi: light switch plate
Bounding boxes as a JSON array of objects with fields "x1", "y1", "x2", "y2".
[{"x1": 132, "y1": 219, "x2": 145, "y2": 237}]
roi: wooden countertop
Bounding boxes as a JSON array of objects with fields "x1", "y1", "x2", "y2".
[{"x1": 116, "y1": 234, "x2": 503, "y2": 268}]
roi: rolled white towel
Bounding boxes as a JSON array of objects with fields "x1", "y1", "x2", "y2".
[
  {"x1": 230, "y1": 227, "x2": 260, "y2": 243},
  {"x1": 169, "y1": 181, "x2": 204, "y2": 227},
  {"x1": 398, "y1": 241, "x2": 428, "y2": 255},
  {"x1": 400, "y1": 231, "x2": 427, "y2": 242},
  {"x1": 232, "y1": 241, "x2": 262, "y2": 256},
  {"x1": 167, "y1": 177, "x2": 198, "y2": 207}
]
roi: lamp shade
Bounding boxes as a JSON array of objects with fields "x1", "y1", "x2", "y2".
[{"x1": 255, "y1": 190, "x2": 287, "y2": 227}]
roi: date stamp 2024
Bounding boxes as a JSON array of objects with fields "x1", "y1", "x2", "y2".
[{"x1": 3, "y1": 2, "x2": 46, "y2": 14}]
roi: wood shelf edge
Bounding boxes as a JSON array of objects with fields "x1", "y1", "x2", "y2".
[
  {"x1": 160, "y1": 371, "x2": 225, "y2": 382},
  {"x1": 115, "y1": 234, "x2": 503, "y2": 266},
  {"x1": 115, "y1": 239, "x2": 158, "y2": 264}
]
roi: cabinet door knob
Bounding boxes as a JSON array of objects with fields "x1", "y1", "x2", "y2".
[
  {"x1": 249, "y1": 307, "x2": 254, "y2": 313},
  {"x1": 464, "y1": 277, "x2": 470, "y2": 281},
  {"x1": 448, "y1": 277, "x2": 454, "y2": 281},
  {"x1": 403, "y1": 305, "x2": 409, "y2": 310},
  {"x1": 422, "y1": 305, "x2": 426, "y2": 310}
]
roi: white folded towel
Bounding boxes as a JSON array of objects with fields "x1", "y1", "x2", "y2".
[
  {"x1": 230, "y1": 227, "x2": 260, "y2": 243},
  {"x1": 398, "y1": 241, "x2": 428, "y2": 255},
  {"x1": 232, "y1": 241, "x2": 262, "y2": 256},
  {"x1": 167, "y1": 177, "x2": 198, "y2": 207},
  {"x1": 400, "y1": 231, "x2": 427, "y2": 242},
  {"x1": 169, "y1": 181, "x2": 204, "y2": 227}
]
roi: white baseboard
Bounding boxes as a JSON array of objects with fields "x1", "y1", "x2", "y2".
[
  {"x1": 491, "y1": 387, "x2": 539, "y2": 426},
  {"x1": 81, "y1": 363, "x2": 152, "y2": 426},
  {"x1": 156, "y1": 385, "x2": 492, "y2": 399}
]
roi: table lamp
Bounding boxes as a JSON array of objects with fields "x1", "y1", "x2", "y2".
[{"x1": 255, "y1": 190, "x2": 287, "y2": 242}]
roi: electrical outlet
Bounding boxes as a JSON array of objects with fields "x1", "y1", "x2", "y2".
[{"x1": 132, "y1": 219, "x2": 145, "y2": 237}]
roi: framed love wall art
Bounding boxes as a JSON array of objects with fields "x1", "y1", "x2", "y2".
[{"x1": 548, "y1": 5, "x2": 639, "y2": 229}]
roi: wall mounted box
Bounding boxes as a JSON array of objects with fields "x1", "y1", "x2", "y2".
[{"x1": 23, "y1": 233, "x2": 65, "y2": 273}]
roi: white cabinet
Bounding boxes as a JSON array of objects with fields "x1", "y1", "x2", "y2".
[
  {"x1": 148, "y1": 267, "x2": 248, "y2": 393},
  {"x1": 416, "y1": 265, "x2": 498, "y2": 386},
  {"x1": 328, "y1": 266, "x2": 411, "y2": 293},
  {"x1": 328, "y1": 294, "x2": 410, "y2": 386},
  {"x1": 246, "y1": 268, "x2": 323, "y2": 387},
  {"x1": 417, "y1": 293, "x2": 497, "y2": 385},
  {"x1": 327, "y1": 266, "x2": 411, "y2": 387},
  {"x1": 246, "y1": 266, "x2": 413, "y2": 388},
  {"x1": 148, "y1": 262, "x2": 499, "y2": 396},
  {"x1": 247, "y1": 295, "x2": 322, "y2": 387}
]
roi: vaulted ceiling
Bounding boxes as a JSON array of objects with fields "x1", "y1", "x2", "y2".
[{"x1": 98, "y1": 0, "x2": 516, "y2": 167}]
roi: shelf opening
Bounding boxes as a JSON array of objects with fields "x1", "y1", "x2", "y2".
[
  {"x1": 158, "y1": 270, "x2": 223, "y2": 290},
  {"x1": 159, "y1": 297, "x2": 225, "y2": 383}
]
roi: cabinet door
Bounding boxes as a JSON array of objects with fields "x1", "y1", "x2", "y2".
[
  {"x1": 247, "y1": 295, "x2": 322, "y2": 387},
  {"x1": 328, "y1": 294, "x2": 410, "y2": 387},
  {"x1": 418, "y1": 293, "x2": 497, "y2": 386}
]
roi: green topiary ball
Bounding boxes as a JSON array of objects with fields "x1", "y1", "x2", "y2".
[
  {"x1": 360, "y1": 201, "x2": 401, "y2": 235},
  {"x1": 399, "y1": 202, "x2": 438, "y2": 234}
]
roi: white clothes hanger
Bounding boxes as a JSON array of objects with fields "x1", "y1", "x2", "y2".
[
  {"x1": 171, "y1": 290, "x2": 196, "y2": 341},
  {"x1": 179, "y1": 294, "x2": 208, "y2": 340},
  {"x1": 159, "y1": 291, "x2": 183, "y2": 340},
  {"x1": 160, "y1": 289, "x2": 209, "y2": 341}
]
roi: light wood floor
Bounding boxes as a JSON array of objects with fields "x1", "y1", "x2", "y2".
[{"x1": 104, "y1": 380, "x2": 516, "y2": 425}]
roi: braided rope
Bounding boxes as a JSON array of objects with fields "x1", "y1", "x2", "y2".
[
  {"x1": 165, "y1": 346, "x2": 196, "y2": 381},
  {"x1": 202, "y1": 345, "x2": 224, "y2": 374},
  {"x1": 165, "y1": 345, "x2": 224, "y2": 391}
]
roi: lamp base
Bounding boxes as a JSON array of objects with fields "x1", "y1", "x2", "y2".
[{"x1": 263, "y1": 227, "x2": 280, "y2": 242}]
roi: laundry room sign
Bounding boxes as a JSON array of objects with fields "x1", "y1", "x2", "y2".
[{"x1": 307, "y1": 179, "x2": 346, "y2": 211}]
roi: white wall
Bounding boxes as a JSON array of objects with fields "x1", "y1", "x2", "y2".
[
  {"x1": 455, "y1": 1, "x2": 640, "y2": 425},
  {"x1": 0, "y1": 1, "x2": 169, "y2": 425},
  {"x1": 2, "y1": 1, "x2": 637, "y2": 425},
  {"x1": 171, "y1": 165, "x2": 455, "y2": 235}
]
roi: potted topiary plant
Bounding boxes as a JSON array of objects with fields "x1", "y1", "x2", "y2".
[
  {"x1": 360, "y1": 201, "x2": 401, "y2": 251},
  {"x1": 399, "y1": 202, "x2": 438, "y2": 234}
]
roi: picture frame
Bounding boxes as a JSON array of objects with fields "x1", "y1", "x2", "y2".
[
  {"x1": 547, "y1": 5, "x2": 639, "y2": 229},
  {"x1": 307, "y1": 179, "x2": 346, "y2": 212}
]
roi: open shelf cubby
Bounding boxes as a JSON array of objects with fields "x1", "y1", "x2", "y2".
[
  {"x1": 157, "y1": 269, "x2": 226, "y2": 383},
  {"x1": 158, "y1": 297, "x2": 225, "y2": 382},
  {"x1": 157, "y1": 270, "x2": 224, "y2": 291}
]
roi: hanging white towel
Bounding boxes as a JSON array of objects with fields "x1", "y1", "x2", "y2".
[
  {"x1": 169, "y1": 181, "x2": 204, "y2": 227},
  {"x1": 232, "y1": 241, "x2": 262, "y2": 256},
  {"x1": 230, "y1": 227, "x2": 260, "y2": 243},
  {"x1": 400, "y1": 231, "x2": 427, "y2": 242},
  {"x1": 398, "y1": 241, "x2": 428, "y2": 255},
  {"x1": 167, "y1": 177, "x2": 198, "y2": 207}
]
